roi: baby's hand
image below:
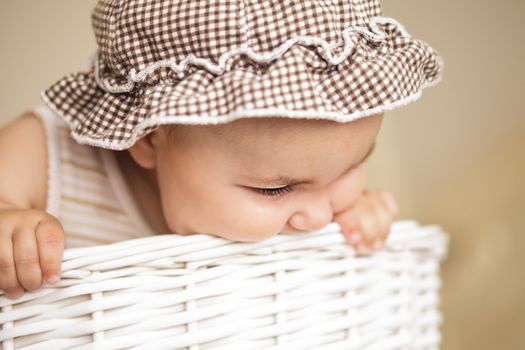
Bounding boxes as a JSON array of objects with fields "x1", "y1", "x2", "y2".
[
  {"x1": 333, "y1": 190, "x2": 399, "y2": 255},
  {"x1": 0, "y1": 208, "x2": 65, "y2": 300}
]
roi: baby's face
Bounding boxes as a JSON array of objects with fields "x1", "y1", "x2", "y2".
[{"x1": 137, "y1": 114, "x2": 383, "y2": 241}]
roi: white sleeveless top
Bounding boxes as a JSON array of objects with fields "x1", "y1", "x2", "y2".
[{"x1": 33, "y1": 104, "x2": 156, "y2": 248}]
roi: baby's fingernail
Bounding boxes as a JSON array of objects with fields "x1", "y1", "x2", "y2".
[
  {"x1": 6, "y1": 288, "x2": 24, "y2": 299},
  {"x1": 348, "y1": 232, "x2": 362, "y2": 244},
  {"x1": 46, "y1": 275, "x2": 60, "y2": 284}
]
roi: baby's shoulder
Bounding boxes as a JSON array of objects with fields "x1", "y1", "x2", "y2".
[{"x1": 0, "y1": 111, "x2": 47, "y2": 210}]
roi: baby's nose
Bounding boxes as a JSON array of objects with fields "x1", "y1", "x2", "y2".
[{"x1": 288, "y1": 194, "x2": 334, "y2": 232}]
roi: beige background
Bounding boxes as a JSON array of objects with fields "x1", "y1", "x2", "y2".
[{"x1": 1, "y1": 1, "x2": 524, "y2": 349}]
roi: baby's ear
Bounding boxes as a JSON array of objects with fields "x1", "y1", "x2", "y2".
[{"x1": 127, "y1": 131, "x2": 161, "y2": 169}]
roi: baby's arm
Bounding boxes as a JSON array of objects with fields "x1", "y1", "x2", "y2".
[{"x1": 0, "y1": 113, "x2": 65, "y2": 299}]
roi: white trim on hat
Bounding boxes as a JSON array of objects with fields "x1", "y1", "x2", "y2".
[{"x1": 41, "y1": 87, "x2": 434, "y2": 151}]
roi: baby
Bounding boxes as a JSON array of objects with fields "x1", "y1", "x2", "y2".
[{"x1": 0, "y1": 0, "x2": 442, "y2": 300}]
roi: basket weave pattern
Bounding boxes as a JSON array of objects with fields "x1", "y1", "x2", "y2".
[{"x1": 0, "y1": 220, "x2": 448, "y2": 350}]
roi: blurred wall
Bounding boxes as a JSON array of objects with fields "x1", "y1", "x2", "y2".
[
  {"x1": 375, "y1": 1, "x2": 525, "y2": 349},
  {"x1": 1, "y1": 1, "x2": 524, "y2": 349}
]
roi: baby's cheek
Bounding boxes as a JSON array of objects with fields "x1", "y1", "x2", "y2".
[
  {"x1": 329, "y1": 166, "x2": 366, "y2": 214},
  {"x1": 161, "y1": 180, "x2": 291, "y2": 240},
  {"x1": 214, "y1": 208, "x2": 286, "y2": 242}
]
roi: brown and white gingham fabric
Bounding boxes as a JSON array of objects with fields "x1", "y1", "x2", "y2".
[{"x1": 41, "y1": 0, "x2": 444, "y2": 150}]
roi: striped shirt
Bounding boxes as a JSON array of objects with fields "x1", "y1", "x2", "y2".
[{"x1": 33, "y1": 105, "x2": 155, "y2": 248}]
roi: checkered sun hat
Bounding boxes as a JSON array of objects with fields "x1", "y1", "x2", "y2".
[{"x1": 41, "y1": 0, "x2": 444, "y2": 150}]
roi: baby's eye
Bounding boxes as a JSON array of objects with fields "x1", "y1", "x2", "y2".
[{"x1": 253, "y1": 186, "x2": 293, "y2": 199}]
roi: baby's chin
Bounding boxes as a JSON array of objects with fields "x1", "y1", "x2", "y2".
[
  {"x1": 208, "y1": 229, "x2": 280, "y2": 242},
  {"x1": 167, "y1": 220, "x2": 284, "y2": 242}
]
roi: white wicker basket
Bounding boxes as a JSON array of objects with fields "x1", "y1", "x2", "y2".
[{"x1": 0, "y1": 220, "x2": 449, "y2": 350}]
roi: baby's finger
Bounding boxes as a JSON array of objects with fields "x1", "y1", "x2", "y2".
[
  {"x1": 368, "y1": 193, "x2": 395, "y2": 247},
  {"x1": 335, "y1": 200, "x2": 378, "y2": 254},
  {"x1": 354, "y1": 199, "x2": 380, "y2": 247},
  {"x1": 12, "y1": 224, "x2": 43, "y2": 292},
  {"x1": 333, "y1": 210, "x2": 361, "y2": 246},
  {"x1": 0, "y1": 232, "x2": 23, "y2": 299},
  {"x1": 380, "y1": 190, "x2": 400, "y2": 217},
  {"x1": 36, "y1": 217, "x2": 65, "y2": 284}
]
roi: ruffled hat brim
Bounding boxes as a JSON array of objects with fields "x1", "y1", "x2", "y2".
[{"x1": 42, "y1": 17, "x2": 443, "y2": 150}]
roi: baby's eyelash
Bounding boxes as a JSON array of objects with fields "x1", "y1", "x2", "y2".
[{"x1": 254, "y1": 186, "x2": 293, "y2": 199}]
